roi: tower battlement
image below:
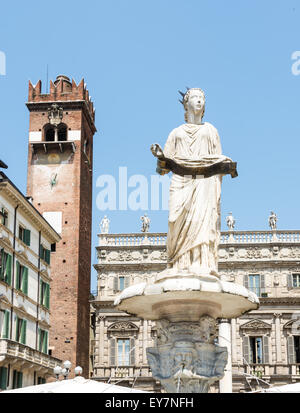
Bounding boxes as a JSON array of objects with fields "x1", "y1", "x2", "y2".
[{"x1": 28, "y1": 75, "x2": 95, "y2": 122}]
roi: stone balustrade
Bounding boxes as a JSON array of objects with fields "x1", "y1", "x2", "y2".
[
  {"x1": 94, "y1": 365, "x2": 152, "y2": 380},
  {"x1": 0, "y1": 339, "x2": 62, "y2": 371},
  {"x1": 232, "y1": 363, "x2": 300, "y2": 379},
  {"x1": 98, "y1": 230, "x2": 300, "y2": 247}
]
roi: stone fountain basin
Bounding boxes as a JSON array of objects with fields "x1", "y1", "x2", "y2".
[{"x1": 114, "y1": 276, "x2": 259, "y2": 321}]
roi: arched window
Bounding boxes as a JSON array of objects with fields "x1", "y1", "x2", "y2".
[
  {"x1": 57, "y1": 124, "x2": 67, "y2": 141},
  {"x1": 44, "y1": 124, "x2": 55, "y2": 142}
]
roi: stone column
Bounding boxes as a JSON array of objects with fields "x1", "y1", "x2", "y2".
[
  {"x1": 218, "y1": 319, "x2": 232, "y2": 393},
  {"x1": 143, "y1": 320, "x2": 148, "y2": 364},
  {"x1": 274, "y1": 313, "x2": 282, "y2": 363}
]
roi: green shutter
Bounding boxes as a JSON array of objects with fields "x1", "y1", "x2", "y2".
[
  {"x1": 15, "y1": 316, "x2": 19, "y2": 341},
  {"x1": 22, "y1": 267, "x2": 28, "y2": 295},
  {"x1": 38, "y1": 328, "x2": 41, "y2": 351},
  {"x1": 43, "y1": 331, "x2": 48, "y2": 354},
  {"x1": 45, "y1": 283, "x2": 50, "y2": 309},
  {"x1": 16, "y1": 261, "x2": 20, "y2": 290},
  {"x1": 39, "y1": 279, "x2": 43, "y2": 305},
  {"x1": 0, "y1": 367, "x2": 8, "y2": 390},
  {"x1": 3, "y1": 310, "x2": 10, "y2": 339},
  {"x1": 17, "y1": 371, "x2": 23, "y2": 388},
  {"x1": 6, "y1": 254, "x2": 12, "y2": 285},
  {"x1": 0, "y1": 249, "x2": 4, "y2": 280},
  {"x1": 45, "y1": 249, "x2": 50, "y2": 265},
  {"x1": 21, "y1": 319, "x2": 27, "y2": 345},
  {"x1": 39, "y1": 244, "x2": 44, "y2": 259},
  {"x1": 24, "y1": 229, "x2": 31, "y2": 246}
]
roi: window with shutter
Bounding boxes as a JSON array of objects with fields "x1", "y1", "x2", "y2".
[
  {"x1": 287, "y1": 274, "x2": 293, "y2": 290},
  {"x1": 248, "y1": 274, "x2": 261, "y2": 297},
  {"x1": 243, "y1": 274, "x2": 249, "y2": 289},
  {"x1": 23, "y1": 229, "x2": 31, "y2": 247},
  {"x1": 125, "y1": 277, "x2": 130, "y2": 289},
  {"x1": 292, "y1": 274, "x2": 300, "y2": 288},
  {"x1": 22, "y1": 267, "x2": 28, "y2": 295},
  {"x1": 117, "y1": 339, "x2": 130, "y2": 366}
]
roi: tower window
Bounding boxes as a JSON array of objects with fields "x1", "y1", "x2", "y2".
[
  {"x1": 45, "y1": 126, "x2": 55, "y2": 141},
  {"x1": 57, "y1": 124, "x2": 67, "y2": 141}
]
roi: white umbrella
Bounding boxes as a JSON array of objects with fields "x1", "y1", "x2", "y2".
[
  {"x1": 253, "y1": 382, "x2": 300, "y2": 393},
  {"x1": 2, "y1": 376, "x2": 148, "y2": 393}
]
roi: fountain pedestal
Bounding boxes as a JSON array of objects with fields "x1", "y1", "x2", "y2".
[{"x1": 115, "y1": 273, "x2": 259, "y2": 393}]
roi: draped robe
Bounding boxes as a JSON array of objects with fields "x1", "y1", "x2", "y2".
[{"x1": 163, "y1": 122, "x2": 231, "y2": 271}]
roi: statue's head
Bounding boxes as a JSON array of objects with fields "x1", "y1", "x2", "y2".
[{"x1": 179, "y1": 88, "x2": 205, "y2": 122}]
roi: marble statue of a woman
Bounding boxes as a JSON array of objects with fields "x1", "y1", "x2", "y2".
[{"x1": 151, "y1": 88, "x2": 236, "y2": 277}]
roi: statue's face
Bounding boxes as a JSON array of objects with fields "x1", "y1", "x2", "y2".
[{"x1": 186, "y1": 90, "x2": 205, "y2": 114}]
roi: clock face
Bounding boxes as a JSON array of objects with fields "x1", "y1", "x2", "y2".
[{"x1": 48, "y1": 153, "x2": 61, "y2": 164}]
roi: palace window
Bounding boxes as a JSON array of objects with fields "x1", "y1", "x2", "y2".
[
  {"x1": 113, "y1": 276, "x2": 129, "y2": 292},
  {"x1": 0, "y1": 249, "x2": 12, "y2": 285},
  {"x1": 40, "y1": 244, "x2": 51, "y2": 265},
  {"x1": 38, "y1": 328, "x2": 48, "y2": 354},
  {"x1": 292, "y1": 274, "x2": 300, "y2": 288},
  {"x1": 15, "y1": 317, "x2": 27, "y2": 345},
  {"x1": 0, "y1": 367, "x2": 8, "y2": 390},
  {"x1": 0, "y1": 207, "x2": 8, "y2": 226},
  {"x1": 15, "y1": 261, "x2": 28, "y2": 295},
  {"x1": 287, "y1": 336, "x2": 300, "y2": 364},
  {"x1": 244, "y1": 274, "x2": 265, "y2": 297},
  {"x1": 12, "y1": 370, "x2": 23, "y2": 389},
  {"x1": 117, "y1": 339, "x2": 130, "y2": 366},
  {"x1": 243, "y1": 335, "x2": 269, "y2": 364},
  {"x1": 18, "y1": 225, "x2": 31, "y2": 246},
  {"x1": 40, "y1": 280, "x2": 50, "y2": 309},
  {"x1": 250, "y1": 337, "x2": 263, "y2": 364}
]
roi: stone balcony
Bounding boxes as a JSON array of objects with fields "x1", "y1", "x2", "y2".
[{"x1": 0, "y1": 339, "x2": 62, "y2": 376}]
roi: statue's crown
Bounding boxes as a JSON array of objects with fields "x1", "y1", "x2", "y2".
[{"x1": 178, "y1": 87, "x2": 205, "y2": 106}]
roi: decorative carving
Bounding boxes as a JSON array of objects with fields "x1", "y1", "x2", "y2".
[
  {"x1": 48, "y1": 104, "x2": 63, "y2": 126},
  {"x1": 141, "y1": 214, "x2": 150, "y2": 233},
  {"x1": 108, "y1": 322, "x2": 139, "y2": 331},
  {"x1": 226, "y1": 212, "x2": 235, "y2": 230},
  {"x1": 146, "y1": 316, "x2": 227, "y2": 393},
  {"x1": 100, "y1": 216, "x2": 110, "y2": 234},
  {"x1": 247, "y1": 247, "x2": 262, "y2": 259},
  {"x1": 240, "y1": 319, "x2": 271, "y2": 330}
]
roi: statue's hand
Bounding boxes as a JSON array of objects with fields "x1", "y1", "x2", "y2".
[
  {"x1": 150, "y1": 143, "x2": 164, "y2": 159},
  {"x1": 156, "y1": 160, "x2": 170, "y2": 175}
]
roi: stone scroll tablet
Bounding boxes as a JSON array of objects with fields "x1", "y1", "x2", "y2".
[{"x1": 158, "y1": 157, "x2": 238, "y2": 179}]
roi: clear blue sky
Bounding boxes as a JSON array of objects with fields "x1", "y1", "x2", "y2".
[{"x1": 1, "y1": 0, "x2": 300, "y2": 290}]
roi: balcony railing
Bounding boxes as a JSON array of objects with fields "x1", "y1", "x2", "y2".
[
  {"x1": 93, "y1": 365, "x2": 152, "y2": 380},
  {"x1": 98, "y1": 230, "x2": 300, "y2": 247},
  {"x1": 0, "y1": 339, "x2": 62, "y2": 371},
  {"x1": 232, "y1": 363, "x2": 300, "y2": 378}
]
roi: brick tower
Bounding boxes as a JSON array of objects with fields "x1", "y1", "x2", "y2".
[{"x1": 26, "y1": 75, "x2": 96, "y2": 377}]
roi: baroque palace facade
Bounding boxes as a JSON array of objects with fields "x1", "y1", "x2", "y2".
[{"x1": 90, "y1": 227, "x2": 300, "y2": 392}]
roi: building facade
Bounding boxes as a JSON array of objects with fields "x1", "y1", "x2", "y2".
[
  {"x1": 91, "y1": 229, "x2": 300, "y2": 392},
  {"x1": 25, "y1": 75, "x2": 96, "y2": 377},
  {"x1": 0, "y1": 172, "x2": 61, "y2": 390}
]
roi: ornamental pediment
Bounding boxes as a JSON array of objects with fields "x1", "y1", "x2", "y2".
[
  {"x1": 240, "y1": 319, "x2": 271, "y2": 330},
  {"x1": 108, "y1": 321, "x2": 139, "y2": 331}
]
